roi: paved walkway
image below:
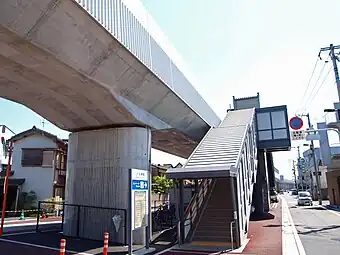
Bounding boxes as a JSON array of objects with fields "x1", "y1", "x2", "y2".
[{"x1": 234, "y1": 201, "x2": 282, "y2": 255}]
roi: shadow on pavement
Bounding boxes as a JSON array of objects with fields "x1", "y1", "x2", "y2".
[
  {"x1": 250, "y1": 212, "x2": 275, "y2": 221},
  {"x1": 324, "y1": 205, "x2": 340, "y2": 213},
  {"x1": 302, "y1": 206, "x2": 326, "y2": 211},
  {"x1": 299, "y1": 225, "x2": 340, "y2": 235},
  {"x1": 150, "y1": 227, "x2": 177, "y2": 254},
  {"x1": 263, "y1": 224, "x2": 282, "y2": 228},
  {"x1": 1, "y1": 232, "x2": 126, "y2": 254}
]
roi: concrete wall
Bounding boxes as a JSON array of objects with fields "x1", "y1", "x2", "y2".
[
  {"x1": 64, "y1": 127, "x2": 151, "y2": 244},
  {"x1": 11, "y1": 135, "x2": 56, "y2": 201}
]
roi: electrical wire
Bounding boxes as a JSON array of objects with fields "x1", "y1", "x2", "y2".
[
  {"x1": 301, "y1": 67, "x2": 332, "y2": 113},
  {"x1": 296, "y1": 55, "x2": 320, "y2": 113},
  {"x1": 297, "y1": 54, "x2": 330, "y2": 114}
]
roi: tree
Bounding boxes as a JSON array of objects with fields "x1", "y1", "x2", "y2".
[{"x1": 152, "y1": 175, "x2": 173, "y2": 195}]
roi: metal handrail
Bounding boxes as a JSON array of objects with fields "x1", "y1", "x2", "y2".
[
  {"x1": 184, "y1": 179, "x2": 209, "y2": 218},
  {"x1": 182, "y1": 178, "x2": 214, "y2": 240},
  {"x1": 230, "y1": 221, "x2": 235, "y2": 250}
]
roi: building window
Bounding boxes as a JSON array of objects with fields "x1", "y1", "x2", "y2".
[
  {"x1": 42, "y1": 151, "x2": 54, "y2": 167},
  {"x1": 22, "y1": 149, "x2": 54, "y2": 167}
]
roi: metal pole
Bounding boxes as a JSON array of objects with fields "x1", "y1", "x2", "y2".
[
  {"x1": 297, "y1": 146, "x2": 302, "y2": 191},
  {"x1": 320, "y1": 44, "x2": 340, "y2": 101},
  {"x1": 179, "y1": 180, "x2": 184, "y2": 244},
  {"x1": 330, "y1": 44, "x2": 340, "y2": 101},
  {"x1": 146, "y1": 128, "x2": 151, "y2": 250},
  {"x1": 292, "y1": 160, "x2": 298, "y2": 191},
  {"x1": 0, "y1": 141, "x2": 13, "y2": 236},
  {"x1": 128, "y1": 169, "x2": 132, "y2": 255},
  {"x1": 305, "y1": 113, "x2": 322, "y2": 205}
]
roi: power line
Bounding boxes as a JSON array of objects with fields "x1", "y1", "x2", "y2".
[
  {"x1": 298, "y1": 55, "x2": 330, "y2": 113},
  {"x1": 297, "y1": 56, "x2": 320, "y2": 109},
  {"x1": 302, "y1": 67, "x2": 332, "y2": 112}
]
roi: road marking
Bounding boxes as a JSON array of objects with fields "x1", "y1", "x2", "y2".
[
  {"x1": 0, "y1": 238, "x2": 92, "y2": 254},
  {"x1": 281, "y1": 197, "x2": 306, "y2": 255},
  {"x1": 4, "y1": 220, "x2": 61, "y2": 228}
]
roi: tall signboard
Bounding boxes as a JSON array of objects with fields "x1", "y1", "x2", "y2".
[{"x1": 128, "y1": 168, "x2": 150, "y2": 255}]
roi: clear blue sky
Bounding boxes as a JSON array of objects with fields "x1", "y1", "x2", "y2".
[{"x1": 1, "y1": 0, "x2": 340, "y2": 179}]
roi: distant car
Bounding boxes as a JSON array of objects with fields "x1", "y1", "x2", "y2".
[
  {"x1": 279, "y1": 190, "x2": 284, "y2": 195},
  {"x1": 291, "y1": 189, "x2": 298, "y2": 195},
  {"x1": 270, "y1": 189, "x2": 279, "y2": 203},
  {"x1": 297, "y1": 191, "x2": 313, "y2": 206}
]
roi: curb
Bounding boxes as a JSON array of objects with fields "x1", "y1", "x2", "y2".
[{"x1": 281, "y1": 198, "x2": 306, "y2": 255}]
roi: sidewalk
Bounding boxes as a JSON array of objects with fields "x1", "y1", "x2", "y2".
[{"x1": 230, "y1": 201, "x2": 282, "y2": 255}]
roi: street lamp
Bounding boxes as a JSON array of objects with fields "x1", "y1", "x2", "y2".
[{"x1": 0, "y1": 125, "x2": 15, "y2": 236}]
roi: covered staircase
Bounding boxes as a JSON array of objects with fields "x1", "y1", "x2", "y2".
[
  {"x1": 192, "y1": 178, "x2": 235, "y2": 246},
  {"x1": 167, "y1": 108, "x2": 258, "y2": 250},
  {"x1": 166, "y1": 94, "x2": 292, "y2": 252}
]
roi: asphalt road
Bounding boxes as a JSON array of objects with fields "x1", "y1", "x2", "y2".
[{"x1": 285, "y1": 194, "x2": 340, "y2": 255}]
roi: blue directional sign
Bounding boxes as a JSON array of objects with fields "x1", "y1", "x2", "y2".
[
  {"x1": 289, "y1": 116, "x2": 303, "y2": 130},
  {"x1": 131, "y1": 180, "x2": 148, "y2": 190}
]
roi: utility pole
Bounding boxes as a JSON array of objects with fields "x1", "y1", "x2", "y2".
[
  {"x1": 292, "y1": 160, "x2": 298, "y2": 191},
  {"x1": 300, "y1": 113, "x2": 322, "y2": 205},
  {"x1": 320, "y1": 44, "x2": 340, "y2": 101},
  {"x1": 297, "y1": 146, "x2": 302, "y2": 191}
]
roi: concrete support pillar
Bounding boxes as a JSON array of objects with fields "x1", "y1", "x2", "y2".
[
  {"x1": 253, "y1": 150, "x2": 269, "y2": 214},
  {"x1": 63, "y1": 127, "x2": 151, "y2": 245},
  {"x1": 266, "y1": 152, "x2": 275, "y2": 190},
  {"x1": 263, "y1": 153, "x2": 270, "y2": 212}
]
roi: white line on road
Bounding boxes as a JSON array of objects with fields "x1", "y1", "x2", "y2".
[
  {"x1": 281, "y1": 197, "x2": 306, "y2": 255},
  {"x1": 4, "y1": 220, "x2": 61, "y2": 228},
  {"x1": 0, "y1": 238, "x2": 93, "y2": 255}
]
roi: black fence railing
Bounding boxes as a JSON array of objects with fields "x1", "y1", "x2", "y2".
[
  {"x1": 36, "y1": 201, "x2": 127, "y2": 245},
  {"x1": 152, "y1": 203, "x2": 177, "y2": 232}
]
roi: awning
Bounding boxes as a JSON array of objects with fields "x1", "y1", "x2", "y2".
[
  {"x1": 0, "y1": 178, "x2": 25, "y2": 186},
  {"x1": 166, "y1": 165, "x2": 236, "y2": 179}
]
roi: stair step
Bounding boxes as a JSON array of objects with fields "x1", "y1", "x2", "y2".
[
  {"x1": 200, "y1": 215, "x2": 234, "y2": 221},
  {"x1": 195, "y1": 229, "x2": 231, "y2": 236},
  {"x1": 197, "y1": 223, "x2": 231, "y2": 229},
  {"x1": 193, "y1": 235, "x2": 231, "y2": 242},
  {"x1": 207, "y1": 206, "x2": 232, "y2": 210},
  {"x1": 203, "y1": 208, "x2": 233, "y2": 215},
  {"x1": 190, "y1": 241, "x2": 232, "y2": 248}
]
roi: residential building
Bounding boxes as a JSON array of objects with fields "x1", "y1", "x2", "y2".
[
  {"x1": 274, "y1": 168, "x2": 295, "y2": 191},
  {"x1": 303, "y1": 146, "x2": 340, "y2": 199},
  {"x1": 152, "y1": 163, "x2": 181, "y2": 177},
  {"x1": 326, "y1": 155, "x2": 340, "y2": 206},
  {"x1": 0, "y1": 126, "x2": 67, "y2": 210}
]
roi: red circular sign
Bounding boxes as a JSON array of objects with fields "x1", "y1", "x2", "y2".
[{"x1": 289, "y1": 116, "x2": 303, "y2": 130}]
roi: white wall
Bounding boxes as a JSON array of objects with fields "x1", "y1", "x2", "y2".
[{"x1": 11, "y1": 135, "x2": 56, "y2": 201}]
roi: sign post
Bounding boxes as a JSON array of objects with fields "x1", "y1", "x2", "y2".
[{"x1": 128, "y1": 168, "x2": 150, "y2": 255}]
